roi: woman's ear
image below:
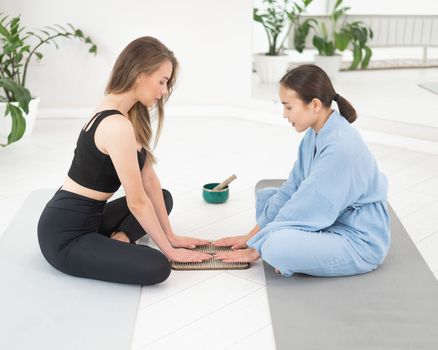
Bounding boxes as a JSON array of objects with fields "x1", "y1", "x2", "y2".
[
  {"x1": 136, "y1": 72, "x2": 145, "y2": 83},
  {"x1": 311, "y1": 98, "x2": 323, "y2": 113}
]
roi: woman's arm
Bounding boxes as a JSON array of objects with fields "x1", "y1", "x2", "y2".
[
  {"x1": 247, "y1": 224, "x2": 261, "y2": 239},
  {"x1": 141, "y1": 163, "x2": 210, "y2": 248},
  {"x1": 263, "y1": 143, "x2": 360, "y2": 232},
  {"x1": 141, "y1": 163, "x2": 174, "y2": 239},
  {"x1": 101, "y1": 116, "x2": 210, "y2": 262},
  {"x1": 255, "y1": 143, "x2": 304, "y2": 229},
  {"x1": 214, "y1": 139, "x2": 307, "y2": 249}
]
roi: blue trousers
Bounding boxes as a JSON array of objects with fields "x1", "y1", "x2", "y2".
[{"x1": 248, "y1": 188, "x2": 377, "y2": 277}]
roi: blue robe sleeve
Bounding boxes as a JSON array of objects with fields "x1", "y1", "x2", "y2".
[
  {"x1": 271, "y1": 143, "x2": 362, "y2": 231},
  {"x1": 248, "y1": 143, "x2": 362, "y2": 253},
  {"x1": 250, "y1": 142, "x2": 364, "y2": 254},
  {"x1": 256, "y1": 143, "x2": 304, "y2": 228}
]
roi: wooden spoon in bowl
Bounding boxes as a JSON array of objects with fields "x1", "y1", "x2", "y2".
[{"x1": 212, "y1": 174, "x2": 237, "y2": 191}]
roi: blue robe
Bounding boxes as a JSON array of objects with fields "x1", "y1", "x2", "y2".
[{"x1": 247, "y1": 110, "x2": 390, "y2": 277}]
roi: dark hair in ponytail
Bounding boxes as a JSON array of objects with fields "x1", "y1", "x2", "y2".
[{"x1": 279, "y1": 64, "x2": 357, "y2": 123}]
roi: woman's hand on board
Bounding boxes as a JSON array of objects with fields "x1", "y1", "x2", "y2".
[
  {"x1": 166, "y1": 248, "x2": 212, "y2": 263},
  {"x1": 214, "y1": 248, "x2": 260, "y2": 263},
  {"x1": 169, "y1": 234, "x2": 210, "y2": 249},
  {"x1": 212, "y1": 235, "x2": 249, "y2": 250}
]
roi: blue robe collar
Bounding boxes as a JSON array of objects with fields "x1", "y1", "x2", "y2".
[{"x1": 313, "y1": 109, "x2": 340, "y2": 138}]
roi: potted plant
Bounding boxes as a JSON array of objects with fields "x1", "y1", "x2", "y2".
[
  {"x1": 0, "y1": 13, "x2": 97, "y2": 146},
  {"x1": 253, "y1": 0, "x2": 313, "y2": 83},
  {"x1": 311, "y1": 0, "x2": 373, "y2": 78}
]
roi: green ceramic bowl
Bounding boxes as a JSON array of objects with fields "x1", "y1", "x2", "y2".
[{"x1": 202, "y1": 183, "x2": 229, "y2": 204}]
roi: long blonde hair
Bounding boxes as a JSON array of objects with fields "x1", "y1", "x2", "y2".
[{"x1": 105, "y1": 36, "x2": 178, "y2": 164}]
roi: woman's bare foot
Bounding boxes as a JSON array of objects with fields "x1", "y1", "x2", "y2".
[{"x1": 111, "y1": 231, "x2": 130, "y2": 243}]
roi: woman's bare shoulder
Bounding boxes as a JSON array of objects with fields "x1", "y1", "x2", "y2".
[
  {"x1": 95, "y1": 113, "x2": 136, "y2": 152},
  {"x1": 99, "y1": 113, "x2": 133, "y2": 133}
]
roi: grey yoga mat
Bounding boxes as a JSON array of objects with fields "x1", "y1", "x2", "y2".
[
  {"x1": 257, "y1": 179, "x2": 438, "y2": 350},
  {"x1": 0, "y1": 189, "x2": 141, "y2": 350},
  {"x1": 418, "y1": 81, "x2": 438, "y2": 95}
]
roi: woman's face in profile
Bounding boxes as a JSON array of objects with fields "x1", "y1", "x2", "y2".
[
  {"x1": 135, "y1": 60, "x2": 173, "y2": 108},
  {"x1": 279, "y1": 86, "x2": 316, "y2": 133}
]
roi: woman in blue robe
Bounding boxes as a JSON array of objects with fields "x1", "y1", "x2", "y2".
[{"x1": 214, "y1": 64, "x2": 390, "y2": 277}]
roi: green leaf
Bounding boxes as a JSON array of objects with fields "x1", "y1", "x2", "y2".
[
  {"x1": 0, "y1": 78, "x2": 31, "y2": 112},
  {"x1": 326, "y1": 41, "x2": 335, "y2": 55},
  {"x1": 31, "y1": 32, "x2": 45, "y2": 42},
  {"x1": 0, "y1": 22, "x2": 10, "y2": 38},
  {"x1": 335, "y1": 0, "x2": 343, "y2": 10},
  {"x1": 55, "y1": 24, "x2": 68, "y2": 33},
  {"x1": 361, "y1": 46, "x2": 372, "y2": 68},
  {"x1": 89, "y1": 45, "x2": 97, "y2": 54},
  {"x1": 294, "y1": 18, "x2": 315, "y2": 53},
  {"x1": 0, "y1": 13, "x2": 8, "y2": 25},
  {"x1": 45, "y1": 25, "x2": 61, "y2": 34},
  {"x1": 10, "y1": 16, "x2": 20, "y2": 34},
  {"x1": 335, "y1": 31, "x2": 350, "y2": 51},
  {"x1": 49, "y1": 37, "x2": 60, "y2": 49},
  {"x1": 313, "y1": 35, "x2": 325, "y2": 55},
  {"x1": 40, "y1": 29, "x2": 51, "y2": 37},
  {"x1": 350, "y1": 45, "x2": 362, "y2": 69},
  {"x1": 5, "y1": 103, "x2": 26, "y2": 144},
  {"x1": 15, "y1": 52, "x2": 23, "y2": 63},
  {"x1": 18, "y1": 45, "x2": 30, "y2": 54},
  {"x1": 254, "y1": 9, "x2": 262, "y2": 22},
  {"x1": 74, "y1": 29, "x2": 84, "y2": 37},
  {"x1": 67, "y1": 23, "x2": 76, "y2": 32}
]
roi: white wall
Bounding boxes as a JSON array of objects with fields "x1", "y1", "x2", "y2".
[{"x1": 2, "y1": 0, "x2": 253, "y2": 109}]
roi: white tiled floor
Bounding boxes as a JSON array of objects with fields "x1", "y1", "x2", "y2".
[{"x1": 1, "y1": 70, "x2": 438, "y2": 349}]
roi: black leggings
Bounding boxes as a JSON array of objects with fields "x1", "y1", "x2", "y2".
[{"x1": 37, "y1": 187, "x2": 173, "y2": 285}]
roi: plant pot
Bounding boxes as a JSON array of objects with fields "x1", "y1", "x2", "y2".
[
  {"x1": 314, "y1": 54, "x2": 342, "y2": 79},
  {"x1": 254, "y1": 53, "x2": 289, "y2": 84},
  {"x1": 0, "y1": 97, "x2": 40, "y2": 145}
]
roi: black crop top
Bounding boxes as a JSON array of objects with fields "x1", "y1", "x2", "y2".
[{"x1": 67, "y1": 110, "x2": 147, "y2": 193}]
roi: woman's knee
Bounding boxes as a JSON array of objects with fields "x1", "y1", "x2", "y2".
[
  {"x1": 259, "y1": 230, "x2": 304, "y2": 275},
  {"x1": 140, "y1": 252, "x2": 171, "y2": 285},
  {"x1": 156, "y1": 256, "x2": 172, "y2": 283},
  {"x1": 162, "y1": 189, "x2": 173, "y2": 215},
  {"x1": 259, "y1": 231, "x2": 287, "y2": 270}
]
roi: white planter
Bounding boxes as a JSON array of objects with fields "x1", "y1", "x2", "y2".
[
  {"x1": 254, "y1": 53, "x2": 289, "y2": 84},
  {"x1": 314, "y1": 54, "x2": 342, "y2": 79},
  {"x1": 0, "y1": 98, "x2": 40, "y2": 145}
]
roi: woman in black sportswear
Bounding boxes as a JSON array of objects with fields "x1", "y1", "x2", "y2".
[{"x1": 37, "y1": 37, "x2": 211, "y2": 285}]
